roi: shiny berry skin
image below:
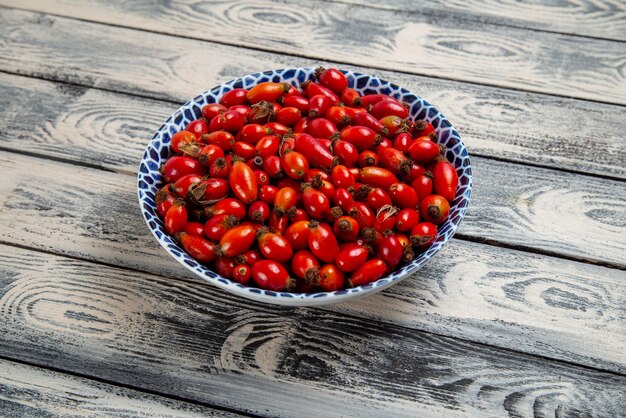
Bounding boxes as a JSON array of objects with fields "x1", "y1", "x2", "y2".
[
  {"x1": 358, "y1": 150, "x2": 378, "y2": 167},
  {"x1": 333, "y1": 188, "x2": 355, "y2": 212},
  {"x1": 360, "y1": 167, "x2": 399, "y2": 190},
  {"x1": 160, "y1": 156, "x2": 206, "y2": 183},
  {"x1": 209, "y1": 109, "x2": 245, "y2": 133},
  {"x1": 204, "y1": 214, "x2": 238, "y2": 241},
  {"x1": 308, "y1": 94, "x2": 335, "y2": 119},
  {"x1": 238, "y1": 124, "x2": 272, "y2": 144},
  {"x1": 360, "y1": 93, "x2": 400, "y2": 108},
  {"x1": 282, "y1": 151, "x2": 309, "y2": 179},
  {"x1": 262, "y1": 155, "x2": 284, "y2": 178},
  {"x1": 318, "y1": 264, "x2": 345, "y2": 292},
  {"x1": 232, "y1": 264, "x2": 252, "y2": 284},
  {"x1": 233, "y1": 141, "x2": 257, "y2": 160},
  {"x1": 254, "y1": 170, "x2": 270, "y2": 187},
  {"x1": 378, "y1": 147, "x2": 411, "y2": 176},
  {"x1": 341, "y1": 88, "x2": 362, "y2": 107},
  {"x1": 219, "y1": 224, "x2": 257, "y2": 257},
  {"x1": 353, "y1": 112, "x2": 387, "y2": 135},
  {"x1": 377, "y1": 234, "x2": 404, "y2": 268},
  {"x1": 433, "y1": 161, "x2": 459, "y2": 202},
  {"x1": 274, "y1": 186, "x2": 298, "y2": 216},
  {"x1": 315, "y1": 67, "x2": 348, "y2": 94},
  {"x1": 170, "y1": 131, "x2": 197, "y2": 154},
  {"x1": 370, "y1": 99, "x2": 409, "y2": 119},
  {"x1": 408, "y1": 140, "x2": 440, "y2": 163},
  {"x1": 177, "y1": 232, "x2": 217, "y2": 263},
  {"x1": 331, "y1": 165, "x2": 355, "y2": 189},
  {"x1": 184, "y1": 221, "x2": 205, "y2": 237},
  {"x1": 198, "y1": 144, "x2": 224, "y2": 167},
  {"x1": 257, "y1": 230, "x2": 293, "y2": 263},
  {"x1": 291, "y1": 250, "x2": 320, "y2": 283},
  {"x1": 256, "y1": 135, "x2": 281, "y2": 158},
  {"x1": 304, "y1": 168, "x2": 330, "y2": 182},
  {"x1": 204, "y1": 198, "x2": 247, "y2": 220},
  {"x1": 349, "y1": 259, "x2": 387, "y2": 287},
  {"x1": 389, "y1": 183, "x2": 418, "y2": 209},
  {"x1": 201, "y1": 103, "x2": 227, "y2": 120},
  {"x1": 325, "y1": 106, "x2": 351, "y2": 128},
  {"x1": 246, "y1": 82, "x2": 290, "y2": 104},
  {"x1": 185, "y1": 119, "x2": 209, "y2": 139},
  {"x1": 410, "y1": 222, "x2": 438, "y2": 250},
  {"x1": 275, "y1": 106, "x2": 302, "y2": 127},
  {"x1": 340, "y1": 126, "x2": 380, "y2": 151},
  {"x1": 189, "y1": 178, "x2": 229, "y2": 201},
  {"x1": 219, "y1": 88, "x2": 247, "y2": 106},
  {"x1": 395, "y1": 208, "x2": 420, "y2": 232},
  {"x1": 307, "y1": 117, "x2": 338, "y2": 139},
  {"x1": 248, "y1": 200, "x2": 271, "y2": 223},
  {"x1": 374, "y1": 206, "x2": 397, "y2": 234},
  {"x1": 307, "y1": 221, "x2": 339, "y2": 263},
  {"x1": 349, "y1": 202, "x2": 375, "y2": 229},
  {"x1": 284, "y1": 220, "x2": 311, "y2": 251},
  {"x1": 333, "y1": 139, "x2": 359, "y2": 167},
  {"x1": 252, "y1": 260, "x2": 295, "y2": 291},
  {"x1": 301, "y1": 185, "x2": 330, "y2": 219},
  {"x1": 203, "y1": 130, "x2": 235, "y2": 151},
  {"x1": 301, "y1": 80, "x2": 339, "y2": 103},
  {"x1": 335, "y1": 243, "x2": 369, "y2": 272},
  {"x1": 366, "y1": 187, "x2": 392, "y2": 211},
  {"x1": 236, "y1": 250, "x2": 262, "y2": 266},
  {"x1": 229, "y1": 104, "x2": 251, "y2": 119},
  {"x1": 269, "y1": 211, "x2": 289, "y2": 235},
  {"x1": 214, "y1": 257, "x2": 236, "y2": 279},
  {"x1": 229, "y1": 160, "x2": 258, "y2": 204},
  {"x1": 171, "y1": 174, "x2": 203, "y2": 197},
  {"x1": 164, "y1": 202, "x2": 187, "y2": 235},
  {"x1": 404, "y1": 162, "x2": 426, "y2": 184},
  {"x1": 290, "y1": 208, "x2": 310, "y2": 223},
  {"x1": 333, "y1": 216, "x2": 360, "y2": 242},
  {"x1": 259, "y1": 185, "x2": 278, "y2": 205},
  {"x1": 393, "y1": 132, "x2": 413, "y2": 152},
  {"x1": 265, "y1": 121, "x2": 290, "y2": 136},
  {"x1": 293, "y1": 133, "x2": 337, "y2": 171},
  {"x1": 419, "y1": 195, "x2": 450, "y2": 224},
  {"x1": 282, "y1": 95, "x2": 309, "y2": 113},
  {"x1": 411, "y1": 174, "x2": 434, "y2": 201},
  {"x1": 413, "y1": 119, "x2": 436, "y2": 137}
]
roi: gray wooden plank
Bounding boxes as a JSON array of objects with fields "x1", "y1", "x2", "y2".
[
  {"x1": 0, "y1": 151, "x2": 624, "y2": 374},
  {"x1": 0, "y1": 138, "x2": 623, "y2": 268},
  {"x1": 1, "y1": 2, "x2": 625, "y2": 105},
  {"x1": 2, "y1": 69, "x2": 625, "y2": 181},
  {"x1": 0, "y1": 359, "x2": 239, "y2": 417},
  {"x1": 0, "y1": 244, "x2": 624, "y2": 417},
  {"x1": 330, "y1": 0, "x2": 626, "y2": 41}
]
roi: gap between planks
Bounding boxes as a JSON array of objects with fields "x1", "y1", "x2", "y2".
[
  {"x1": 1, "y1": 68, "x2": 624, "y2": 184},
  {"x1": 0, "y1": 354, "x2": 251, "y2": 417},
  {"x1": 1, "y1": 3, "x2": 625, "y2": 107},
  {"x1": 1, "y1": 239, "x2": 624, "y2": 381}
]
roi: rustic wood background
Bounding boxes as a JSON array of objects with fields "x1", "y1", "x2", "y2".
[{"x1": 0, "y1": 1, "x2": 625, "y2": 416}]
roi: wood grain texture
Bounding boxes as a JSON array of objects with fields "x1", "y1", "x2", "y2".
[
  {"x1": 0, "y1": 359, "x2": 239, "y2": 417},
  {"x1": 0, "y1": 140, "x2": 624, "y2": 268},
  {"x1": 331, "y1": 0, "x2": 626, "y2": 41},
  {"x1": 2, "y1": 70, "x2": 625, "y2": 180},
  {"x1": 2, "y1": 1, "x2": 626, "y2": 105},
  {"x1": 0, "y1": 244, "x2": 624, "y2": 417},
  {"x1": 0, "y1": 8, "x2": 624, "y2": 182},
  {"x1": 0, "y1": 151, "x2": 624, "y2": 373}
]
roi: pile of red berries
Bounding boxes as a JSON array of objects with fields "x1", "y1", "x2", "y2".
[{"x1": 155, "y1": 67, "x2": 458, "y2": 292}]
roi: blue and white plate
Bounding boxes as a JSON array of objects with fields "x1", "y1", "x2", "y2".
[{"x1": 137, "y1": 67, "x2": 472, "y2": 306}]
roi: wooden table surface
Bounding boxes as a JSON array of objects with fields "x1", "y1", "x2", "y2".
[{"x1": 0, "y1": 1, "x2": 625, "y2": 416}]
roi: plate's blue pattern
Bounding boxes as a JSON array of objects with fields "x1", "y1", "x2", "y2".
[{"x1": 137, "y1": 68, "x2": 472, "y2": 306}]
